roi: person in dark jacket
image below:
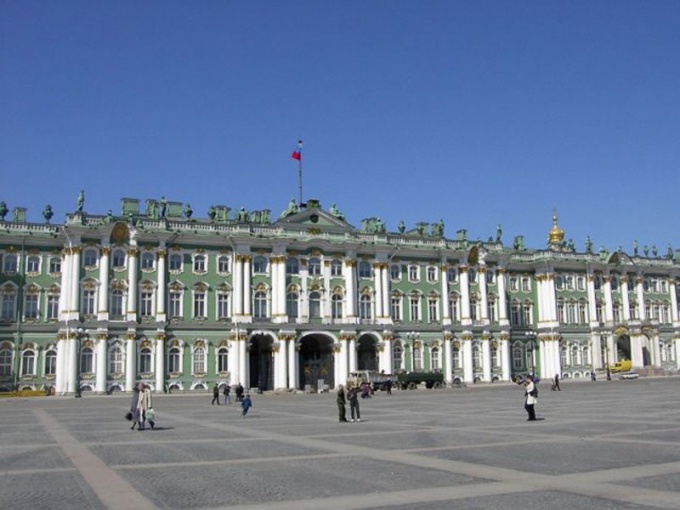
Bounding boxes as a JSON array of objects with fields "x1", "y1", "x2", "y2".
[
  {"x1": 241, "y1": 394, "x2": 253, "y2": 417},
  {"x1": 211, "y1": 383, "x2": 220, "y2": 405},
  {"x1": 348, "y1": 385, "x2": 361, "y2": 422},
  {"x1": 336, "y1": 385, "x2": 348, "y2": 422},
  {"x1": 235, "y1": 383, "x2": 244, "y2": 402},
  {"x1": 223, "y1": 384, "x2": 231, "y2": 404}
]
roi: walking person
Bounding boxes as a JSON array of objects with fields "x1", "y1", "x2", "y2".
[
  {"x1": 385, "y1": 379, "x2": 393, "y2": 396},
  {"x1": 136, "y1": 383, "x2": 153, "y2": 430},
  {"x1": 211, "y1": 383, "x2": 220, "y2": 405},
  {"x1": 223, "y1": 383, "x2": 231, "y2": 405},
  {"x1": 336, "y1": 385, "x2": 348, "y2": 422},
  {"x1": 235, "y1": 383, "x2": 244, "y2": 403},
  {"x1": 348, "y1": 385, "x2": 361, "y2": 422},
  {"x1": 241, "y1": 393, "x2": 253, "y2": 417},
  {"x1": 552, "y1": 374, "x2": 561, "y2": 391},
  {"x1": 524, "y1": 376, "x2": 538, "y2": 421},
  {"x1": 129, "y1": 383, "x2": 141, "y2": 430}
]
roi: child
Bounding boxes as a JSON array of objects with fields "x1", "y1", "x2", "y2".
[{"x1": 241, "y1": 393, "x2": 252, "y2": 417}]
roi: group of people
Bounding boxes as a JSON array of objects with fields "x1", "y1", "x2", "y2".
[
  {"x1": 129, "y1": 383, "x2": 154, "y2": 431},
  {"x1": 212, "y1": 383, "x2": 252, "y2": 417},
  {"x1": 336, "y1": 384, "x2": 362, "y2": 423}
]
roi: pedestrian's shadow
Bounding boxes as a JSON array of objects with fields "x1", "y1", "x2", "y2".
[{"x1": 149, "y1": 426, "x2": 174, "y2": 431}]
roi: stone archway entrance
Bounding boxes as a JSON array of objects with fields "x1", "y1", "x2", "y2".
[
  {"x1": 616, "y1": 334, "x2": 632, "y2": 364},
  {"x1": 357, "y1": 334, "x2": 379, "y2": 371},
  {"x1": 249, "y1": 334, "x2": 274, "y2": 391},
  {"x1": 298, "y1": 335, "x2": 335, "y2": 391}
]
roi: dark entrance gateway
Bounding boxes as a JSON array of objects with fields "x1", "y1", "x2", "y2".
[
  {"x1": 249, "y1": 334, "x2": 274, "y2": 391},
  {"x1": 298, "y1": 334, "x2": 335, "y2": 391}
]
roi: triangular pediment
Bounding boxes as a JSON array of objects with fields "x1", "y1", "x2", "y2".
[{"x1": 275, "y1": 207, "x2": 355, "y2": 233}]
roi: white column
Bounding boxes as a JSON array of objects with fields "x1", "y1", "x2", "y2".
[
  {"x1": 497, "y1": 269, "x2": 509, "y2": 326},
  {"x1": 125, "y1": 334, "x2": 136, "y2": 391},
  {"x1": 239, "y1": 335, "x2": 248, "y2": 388},
  {"x1": 668, "y1": 279, "x2": 679, "y2": 323},
  {"x1": 587, "y1": 273, "x2": 598, "y2": 325},
  {"x1": 97, "y1": 246, "x2": 110, "y2": 320},
  {"x1": 382, "y1": 264, "x2": 390, "y2": 323},
  {"x1": 279, "y1": 256, "x2": 287, "y2": 321},
  {"x1": 382, "y1": 336, "x2": 393, "y2": 374},
  {"x1": 276, "y1": 337, "x2": 288, "y2": 389},
  {"x1": 441, "y1": 264, "x2": 451, "y2": 324},
  {"x1": 603, "y1": 276, "x2": 614, "y2": 324},
  {"x1": 59, "y1": 250, "x2": 71, "y2": 321},
  {"x1": 373, "y1": 262, "x2": 383, "y2": 319},
  {"x1": 444, "y1": 335, "x2": 453, "y2": 383},
  {"x1": 68, "y1": 337, "x2": 78, "y2": 395},
  {"x1": 155, "y1": 334, "x2": 165, "y2": 393},
  {"x1": 233, "y1": 255, "x2": 243, "y2": 318},
  {"x1": 243, "y1": 256, "x2": 252, "y2": 318},
  {"x1": 95, "y1": 336, "x2": 107, "y2": 394},
  {"x1": 462, "y1": 337, "x2": 473, "y2": 383},
  {"x1": 348, "y1": 336, "x2": 357, "y2": 373},
  {"x1": 322, "y1": 260, "x2": 332, "y2": 322},
  {"x1": 621, "y1": 277, "x2": 631, "y2": 321},
  {"x1": 636, "y1": 276, "x2": 646, "y2": 321},
  {"x1": 288, "y1": 339, "x2": 297, "y2": 389},
  {"x1": 70, "y1": 246, "x2": 81, "y2": 317},
  {"x1": 55, "y1": 335, "x2": 67, "y2": 394},
  {"x1": 126, "y1": 248, "x2": 138, "y2": 322},
  {"x1": 479, "y1": 268, "x2": 489, "y2": 321},
  {"x1": 482, "y1": 338, "x2": 491, "y2": 382},
  {"x1": 156, "y1": 249, "x2": 166, "y2": 322},
  {"x1": 591, "y1": 332, "x2": 603, "y2": 369},
  {"x1": 343, "y1": 259, "x2": 357, "y2": 321},
  {"x1": 459, "y1": 267, "x2": 471, "y2": 325},
  {"x1": 500, "y1": 336, "x2": 511, "y2": 381}
]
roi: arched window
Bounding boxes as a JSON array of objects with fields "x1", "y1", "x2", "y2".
[
  {"x1": 390, "y1": 264, "x2": 401, "y2": 280},
  {"x1": 308, "y1": 257, "x2": 321, "y2": 276},
  {"x1": 26, "y1": 255, "x2": 41, "y2": 273},
  {"x1": 359, "y1": 294, "x2": 372, "y2": 320},
  {"x1": 1, "y1": 285, "x2": 17, "y2": 320},
  {"x1": 193, "y1": 346, "x2": 206, "y2": 374},
  {"x1": 168, "y1": 346, "x2": 181, "y2": 373},
  {"x1": 44, "y1": 350, "x2": 56, "y2": 376},
  {"x1": 217, "y1": 347, "x2": 229, "y2": 372},
  {"x1": 286, "y1": 292, "x2": 299, "y2": 318},
  {"x1": 169, "y1": 253, "x2": 183, "y2": 271},
  {"x1": 112, "y1": 249, "x2": 126, "y2": 269},
  {"x1": 331, "y1": 259, "x2": 343, "y2": 277},
  {"x1": 83, "y1": 249, "x2": 98, "y2": 267},
  {"x1": 393, "y1": 343, "x2": 403, "y2": 373},
  {"x1": 49, "y1": 257, "x2": 61, "y2": 274},
  {"x1": 193, "y1": 254, "x2": 206, "y2": 273},
  {"x1": 108, "y1": 345, "x2": 123, "y2": 374},
  {"x1": 139, "y1": 347, "x2": 152, "y2": 373},
  {"x1": 512, "y1": 343, "x2": 523, "y2": 370},
  {"x1": 21, "y1": 350, "x2": 36, "y2": 376},
  {"x1": 309, "y1": 291, "x2": 321, "y2": 318},
  {"x1": 218, "y1": 255, "x2": 230, "y2": 273},
  {"x1": 253, "y1": 256, "x2": 268, "y2": 274},
  {"x1": 431, "y1": 347, "x2": 440, "y2": 371},
  {"x1": 141, "y1": 252, "x2": 155, "y2": 270},
  {"x1": 254, "y1": 291, "x2": 268, "y2": 318},
  {"x1": 412, "y1": 345, "x2": 422, "y2": 371},
  {"x1": 0, "y1": 348, "x2": 12, "y2": 376},
  {"x1": 331, "y1": 292, "x2": 343, "y2": 319},
  {"x1": 80, "y1": 346, "x2": 94, "y2": 373},
  {"x1": 3, "y1": 253, "x2": 18, "y2": 272},
  {"x1": 285, "y1": 257, "x2": 299, "y2": 275}
]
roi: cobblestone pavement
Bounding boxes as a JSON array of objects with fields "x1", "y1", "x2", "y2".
[{"x1": 1, "y1": 378, "x2": 679, "y2": 510}]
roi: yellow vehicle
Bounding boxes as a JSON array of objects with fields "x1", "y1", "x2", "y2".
[{"x1": 608, "y1": 360, "x2": 633, "y2": 373}]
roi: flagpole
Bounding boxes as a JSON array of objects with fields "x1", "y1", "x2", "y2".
[{"x1": 296, "y1": 140, "x2": 303, "y2": 206}]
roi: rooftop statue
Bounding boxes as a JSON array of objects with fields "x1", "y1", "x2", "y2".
[
  {"x1": 633, "y1": 240, "x2": 639, "y2": 256},
  {"x1": 43, "y1": 204, "x2": 53, "y2": 223},
  {"x1": 513, "y1": 235, "x2": 524, "y2": 251},
  {"x1": 0, "y1": 201, "x2": 7, "y2": 220},
  {"x1": 585, "y1": 235, "x2": 593, "y2": 254},
  {"x1": 398, "y1": 220, "x2": 405, "y2": 234},
  {"x1": 159, "y1": 196, "x2": 167, "y2": 218},
  {"x1": 567, "y1": 239, "x2": 576, "y2": 252},
  {"x1": 279, "y1": 198, "x2": 298, "y2": 219},
  {"x1": 184, "y1": 203, "x2": 193, "y2": 219},
  {"x1": 208, "y1": 205, "x2": 217, "y2": 220},
  {"x1": 496, "y1": 224, "x2": 502, "y2": 243},
  {"x1": 329, "y1": 203, "x2": 345, "y2": 221},
  {"x1": 643, "y1": 245, "x2": 649, "y2": 257},
  {"x1": 431, "y1": 219, "x2": 444, "y2": 237},
  {"x1": 107, "y1": 210, "x2": 114, "y2": 222},
  {"x1": 236, "y1": 207, "x2": 249, "y2": 222},
  {"x1": 76, "y1": 190, "x2": 85, "y2": 212},
  {"x1": 599, "y1": 246, "x2": 609, "y2": 261},
  {"x1": 667, "y1": 244, "x2": 674, "y2": 260},
  {"x1": 652, "y1": 245, "x2": 658, "y2": 257},
  {"x1": 146, "y1": 200, "x2": 157, "y2": 219}
]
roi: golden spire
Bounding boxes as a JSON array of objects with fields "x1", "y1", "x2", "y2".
[{"x1": 548, "y1": 208, "x2": 565, "y2": 245}]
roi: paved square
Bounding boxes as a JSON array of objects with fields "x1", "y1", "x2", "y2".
[{"x1": 1, "y1": 378, "x2": 679, "y2": 510}]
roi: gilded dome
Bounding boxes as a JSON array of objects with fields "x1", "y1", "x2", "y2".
[{"x1": 548, "y1": 209, "x2": 565, "y2": 245}]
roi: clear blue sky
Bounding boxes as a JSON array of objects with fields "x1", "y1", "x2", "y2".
[{"x1": 2, "y1": 1, "x2": 678, "y2": 253}]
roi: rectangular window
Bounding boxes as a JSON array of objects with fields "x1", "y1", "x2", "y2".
[
  {"x1": 49, "y1": 257, "x2": 62, "y2": 274},
  {"x1": 24, "y1": 294, "x2": 39, "y2": 319},
  {"x1": 169, "y1": 292, "x2": 182, "y2": 318},
  {"x1": 194, "y1": 293, "x2": 206, "y2": 318},
  {"x1": 82, "y1": 290, "x2": 95, "y2": 315},
  {"x1": 410, "y1": 297, "x2": 420, "y2": 322},
  {"x1": 391, "y1": 296, "x2": 401, "y2": 321},
  {"x1": 428, "y1": 299, "x2": 438, "y2": 322},
  {"x1": 140, "y1": 292, "x2": 153, "y2": 317},
  {"x1": 217, "y1": 294, "x2": 229, "y2": 319}
]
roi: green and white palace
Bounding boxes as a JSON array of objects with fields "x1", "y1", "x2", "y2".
[{"x1": 0, "y1": 197, "x2": 678, "y2": 395}]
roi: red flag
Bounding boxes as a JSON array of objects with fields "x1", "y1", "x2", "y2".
[{"x1": 291, "y1": 140, "x2": 302, "y2": 161}]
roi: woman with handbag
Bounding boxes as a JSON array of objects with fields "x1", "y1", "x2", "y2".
[{"x1": 524, "y1": 376, "x2": 538, "y2": 421}]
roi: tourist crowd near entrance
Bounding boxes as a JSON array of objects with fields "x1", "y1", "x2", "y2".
[{"x1": 0, "y1": 195, "x2": 678, "y2": 395}]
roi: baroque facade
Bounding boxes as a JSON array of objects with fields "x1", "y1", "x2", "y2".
[{"x1": 0, "y1": 197, "x2": 679, "y2": 395}]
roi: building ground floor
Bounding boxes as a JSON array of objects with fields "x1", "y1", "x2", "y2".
[{"x1": 1, "y1": 322, "x2": 678, "y2": 395}]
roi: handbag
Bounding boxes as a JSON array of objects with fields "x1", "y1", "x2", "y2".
[
  {"x1": 146, "y1": 408, "x2": 155, "y2": 421},
  {"x1": 125, "y1": 411, "x2": 133, "y2": 421}
]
